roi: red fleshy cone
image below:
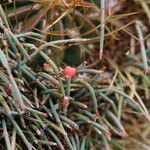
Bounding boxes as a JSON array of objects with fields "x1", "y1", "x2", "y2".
[{"x1": 64, "y1": 66, "x2": 76, "y2": 79}]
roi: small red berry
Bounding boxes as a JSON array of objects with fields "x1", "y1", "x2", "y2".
[
  {"x1": 64, "y1": 66, "x2": 76, "y2": 79},
  {"x1": 62, "y1": 96, "x2": 70, "y2": 107}
]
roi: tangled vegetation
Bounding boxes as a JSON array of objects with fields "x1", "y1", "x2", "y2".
[{"x1": 0, "y1": 0, "x2": 150, "y2": 150}]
